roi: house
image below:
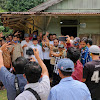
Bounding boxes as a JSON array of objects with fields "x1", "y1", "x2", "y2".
[{"x1": 0, "y1": 0, "x2": 100, "y2": 45}]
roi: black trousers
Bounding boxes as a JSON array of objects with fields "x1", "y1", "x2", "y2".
[{"x1": 43, "y1": 59, "x2": 53, "y2": 78}]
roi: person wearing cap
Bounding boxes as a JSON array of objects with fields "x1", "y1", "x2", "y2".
[
  {"x1": 48, "y1": 58, "x2": 91, "y2": 100},
  {"x1": 21, "y1": 34, "x2": 33, "y2": 58},
  {"x1": 83, "y1": 45, "x2": 100, "y2": 100}
]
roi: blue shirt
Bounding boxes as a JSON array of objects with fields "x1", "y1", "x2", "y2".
[
  {"x1": 48, "y1": 77, "x2": 91, "y2": 100},
  {"x1": 0, "y1": 67, "x2": 27, "y2": 100},
  {"x1": 81, "y1": 46, "x2": 92, "y2": 67}
]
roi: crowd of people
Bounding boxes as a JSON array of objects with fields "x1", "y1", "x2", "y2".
[{"x1": 0, "y1": 30, "x2": 100, "y2": 100}]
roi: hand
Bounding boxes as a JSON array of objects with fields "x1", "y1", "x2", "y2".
[
  {"x1": 30, "y1": 57, "x2": 36, "y2": 62},
  {"x1": 24, "y1": 44, "x2": 27, "y2": 47},
  {"x1": 42, "y1": 41, "x2": 45, "y2": 46},
  {"x1": 0, "y1": 32, "x2": 3, "y2": 37},
  {"x1": 66, "y1": 35, "x2": 70, "y2": 43},
  {"x1": 46, "y1": 32, "x2": 49, "y2": 36},
  {"x1": 50, "y1": 44, "x2": 53, "y2": 50},
  {"x1": 0, "y1": 43, "x2": 10, "y2": 51},
  {"x1": 33, "y1": 49, "x2": 39, "y2": 59}
]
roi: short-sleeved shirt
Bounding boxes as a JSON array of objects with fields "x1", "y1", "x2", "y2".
[
  {"x1": 48, "y1": 77, "x2": 91, "y2": 100},
  {"x1": 21, "y1": 40, "x2": 33, "y2": 58},
  {"x1": 30, "y1": 44, "x2": 43, "y2": 62},
  {"x1": 0, "y1": 67, "x2": 27, "y2": 100},
  {"x1": 15, "y1": 75, "x2": 50, "y2": 100},
  {"x1": 83, "y1": 60, "x2": 100, "y2": 98},
  {"x1": 9, "y1": 43, "x2": 23, "y2": 62}
]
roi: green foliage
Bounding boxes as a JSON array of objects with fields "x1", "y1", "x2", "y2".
[
  {"x1": 0, "y1": 26, "x2": 5, "y2": 32},
  {"x1": 4, "y1": 0, "x2": 45, "y2": 12}
]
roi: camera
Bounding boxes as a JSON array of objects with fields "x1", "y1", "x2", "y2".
[{"x1": 26, "y1": 48, "x2": 34, "y2": 56}]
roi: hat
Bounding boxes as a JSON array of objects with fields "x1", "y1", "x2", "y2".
[
  {"x1": 24, "y1": 34, "x2": 29, "y2": 38},
  {"x1": 74, "y1": 37, "x2": 80, "y2": 43},
  {"x1": 57, "y1": 58, "x2": 74, "y2": 72},
  {"x1": 89, "y1": 45, "x2": 100, "y2": 54},
  {"x1": 58, "y1": 44, "x2": 64, "y2": 48}
]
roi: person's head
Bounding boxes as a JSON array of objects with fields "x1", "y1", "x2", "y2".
[
  {"x1": 53, "y1": 34, "x2": 57, "y2": 40},
  {"x1": 67, "y1": 47, "x2": 80, "y2": 63},
  {"x1": 39, "y1": 32, "x2": 43, "y2": 38},
  {"x1": 80, "y1": 37, "x2": 88, "y2": 48},
  {"x1": 24, "y1": 33, "x2": 29, "y2": 42},
  {"x1": 42, "y1": 34, "x2": 46, "y2": 41},
  {"x1": 87, "y1": 38, "x2": 93, "y2": 48},
  {"x1": 33, "y1": 38, "x2": 38, "y2": 45},
  {"x1": 53, "y1": 38, "x2": 59, "y2": 47},
  {"x1": 6, "y1": 36, "x2": 9, "y2": 42},
  {"x1": 89, "y1": 45, "x2": 100, "y2": 60},
  {"x1": 49, "y1": 34, "x2": 53, "y2": 41},
  {"x1": 37, "y1": 35, "x2": 40, "y2": 41},
  {"x1": 9, "y1": 35, "x2": 13, "y2": 42},
  {"x1": 12, "y1": 57, "x2": 28, "y2": 74},
  {"x1": 13, "y1": 35, "x2": 18, "y2": 43},
  {"x1": 2, "y1": 39, "x2": 6, "y2": 45},
  {"x1": 57, "y1": 58, "x2": 74, "y2": 78},
  {"x1": 73, "y1": 37, "x2": 80, "y2": 48},
  {"x1": 58, "y1": 44, "x2": 64, "y2": 52},
  {"x1": 24, "y1": 61, "x2": 42, "y2": 83},
  {"x1": 70, "y1": 36, "x2": 74, "y2": 40}
]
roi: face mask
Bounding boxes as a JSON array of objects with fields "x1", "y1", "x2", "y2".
[
  {"x1": 82, "y1": 46, "x2": 86, "y2": 50},
  {"x1": 74, "y1": 42, "x2": 79, "y2": 46},
  {"x1": 13, "y1": 40, "x2": 18, "y2": 43}
]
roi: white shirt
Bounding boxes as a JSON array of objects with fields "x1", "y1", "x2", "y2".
[
  {"x1": 15, "y1": 76, "x2": 50, "y2": 100},
  {"x1": 49, "y1": 41, "x2": 54, "y2": 45},
  {"x1": 30, "y1": 44, "x2": 43, "y2": 62},
  {"x1": 43, "y1": 47, "x2": 50, "y2": 60},
  {"x1": 21, "y1": 40, "x2": 33, "y2": 58}
]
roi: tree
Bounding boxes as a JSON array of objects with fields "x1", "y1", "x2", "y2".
[{"x1": 5, "y1": 0, "x2": 45, "y2": 12}]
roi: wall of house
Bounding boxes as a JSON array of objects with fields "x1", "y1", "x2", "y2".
[
  {"x1": 45, "y1": 0, "x2": 100, "y2": 13},
  {"x1": 46, "y1": 16, "x2": 100, "y2": 45}
]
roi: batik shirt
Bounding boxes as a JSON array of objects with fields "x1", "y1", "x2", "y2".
[{"x1": 81, "y1": 46, "x2": 92, "y2": 67}]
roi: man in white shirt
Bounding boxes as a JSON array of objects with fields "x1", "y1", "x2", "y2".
[
  {"x1": 21, "y1": 34, "x2": 33, "y2": 58},
  {"x1": 30, "y1": 38, "x2": 43, "y2": 62},
  {"x1": 15, "y1": 49, "x2": 50, "y2": 100}
]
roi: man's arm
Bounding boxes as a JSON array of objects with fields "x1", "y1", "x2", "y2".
[
  {"x1": 33, "y1": 49, "x2": 49, "y2": 77},
  {"x1": 0, "y1": 43, "x2": 8, "y2": 69}
]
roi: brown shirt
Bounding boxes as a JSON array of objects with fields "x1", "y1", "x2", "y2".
[
  {"x1": 9, "y1": 43, "x2": 23, "y2": 62},
  {"x1": 2, "y1": 49, "x2": 11, "y2": 68}
]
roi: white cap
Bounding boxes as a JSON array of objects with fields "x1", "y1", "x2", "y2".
[{"x1": 89, "y1": 45, "x2": 100, "y2": 54}]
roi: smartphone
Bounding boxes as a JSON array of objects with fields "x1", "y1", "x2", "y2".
[{"x1": 58, "y1": 37, "x2": 68, "y2": 41}]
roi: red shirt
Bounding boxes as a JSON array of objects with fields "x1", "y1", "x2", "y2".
[{"x1": 72, "y1": 60, "x2": 83, "y2": 82}]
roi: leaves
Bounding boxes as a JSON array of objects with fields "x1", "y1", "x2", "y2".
[{"x1": 3, "y1": 0, "x2": 45, "y2": 12}]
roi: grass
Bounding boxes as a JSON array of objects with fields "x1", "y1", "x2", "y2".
[{"x1": 0, "y1": 90, "x2": 7, "y2": 100}]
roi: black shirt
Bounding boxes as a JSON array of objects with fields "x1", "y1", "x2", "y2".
[{"x1": 83, "y1": 60, "x2": 100, "y2": 99}]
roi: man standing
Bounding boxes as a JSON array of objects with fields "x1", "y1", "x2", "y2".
[
  {"x1": 30, "y1": 37, "x2": 43, "y2": 62},
  {"x1": 48, "y1": 58, "x2": 91, "y2": 100},
  {"x1": 15, "y1": 49, "x2": 50, "y2": 100},
  {"x1": 9, "y1": 35, "x2": 23, "y2": 62},
  {"x1": 0, "y1": 43, "x2": 28, "y2": 100},
  {"x1": 83, "y1": 45, "x2": 100, "y2": 100},
  {"x1": 21, "y1": 34, "x2": 33, "y2": 58}
]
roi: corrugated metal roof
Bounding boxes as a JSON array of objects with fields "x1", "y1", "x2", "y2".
[{"x1": 1, "y1": 12, "x2": 100, "y2": 16}]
